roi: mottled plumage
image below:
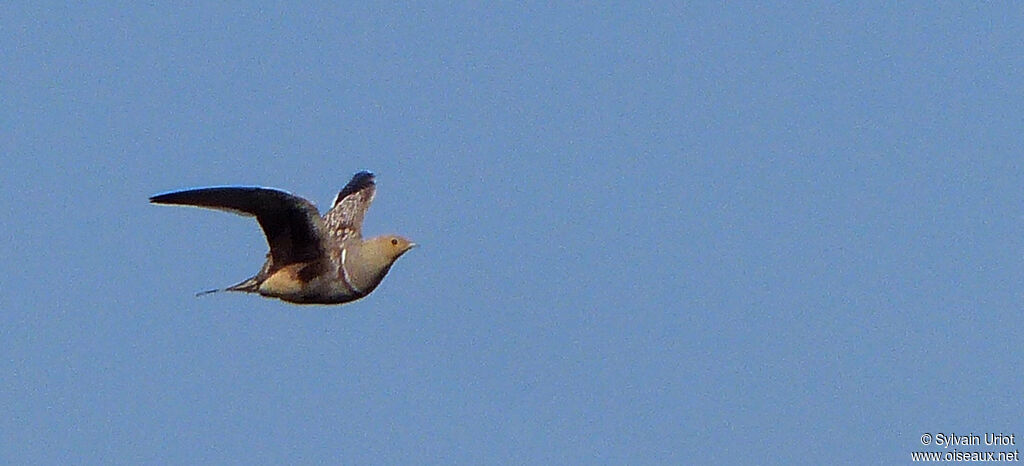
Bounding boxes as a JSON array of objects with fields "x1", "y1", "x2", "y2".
[{"x1": 150, "y1": 171, "x2": 415, "y2": 304}]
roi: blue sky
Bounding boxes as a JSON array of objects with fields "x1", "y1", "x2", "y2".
[{"x1": 3, "y1": 3, "x2": 1022, "y2": 464}]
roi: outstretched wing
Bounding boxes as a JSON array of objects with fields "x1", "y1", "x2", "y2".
[
  {"x1": 150, "y1": 187, "x2": 326, "y2": 266},
  {"x1": 323, "y1": 171, "x2": 376, "y2": 242}
]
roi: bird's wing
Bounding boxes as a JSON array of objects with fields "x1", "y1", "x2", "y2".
[
  {"x1": 150, "y1": 187, "x2": 326, "y2": 266},
  {"x1": 323, "y1": 171, "x2": 376, "y2": 242}
]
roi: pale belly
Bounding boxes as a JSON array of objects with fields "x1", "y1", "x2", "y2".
[{"x1": 257, "y1": 263, "x2": 363, "y2": 304}]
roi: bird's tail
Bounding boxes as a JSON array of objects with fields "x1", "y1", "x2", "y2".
[{"x1": 195, "y1": 275, "x2": 261, "y2": 297}]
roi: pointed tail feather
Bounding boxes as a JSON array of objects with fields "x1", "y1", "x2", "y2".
[{"x1": 194, "y1": 276, "x2": 261, "y2": 297}]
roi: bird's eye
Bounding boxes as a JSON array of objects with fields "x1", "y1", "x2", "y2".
[{"x1": 391, "y1": 238, "x2": 399, "y2": 246}]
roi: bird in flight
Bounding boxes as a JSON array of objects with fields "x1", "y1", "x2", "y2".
[{"x1": 150, "y1": 171, "x2": 415, "y2": 304}]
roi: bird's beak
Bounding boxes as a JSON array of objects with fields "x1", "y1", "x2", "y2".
[{"x1": 408, "y1": 242, "x2": 418, "y2": 249}]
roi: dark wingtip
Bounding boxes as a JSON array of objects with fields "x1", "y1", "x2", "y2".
[
  {"x1": 149, "y1": 190, "x2": 195, "y2": 205},
  {"x1": 336, "y1": 171, "x2": 376, "y2": 203},
  {"x1": 350, "y1": 171, "x2": 375, "y2": 186}
]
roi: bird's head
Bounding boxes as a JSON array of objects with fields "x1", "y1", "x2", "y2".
[{"x1": 365, "y1": 235, "x2": 417, "y2": 264}]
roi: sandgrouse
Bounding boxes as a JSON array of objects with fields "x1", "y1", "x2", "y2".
[{"x1": 150, "y1": 171, "x2": 415, "y2": 304}]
